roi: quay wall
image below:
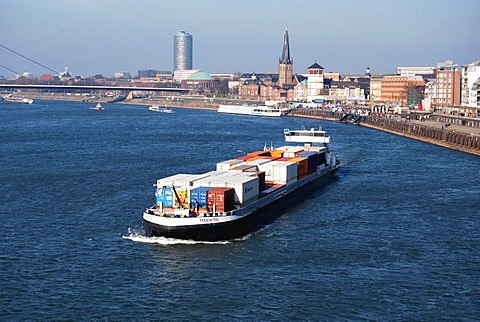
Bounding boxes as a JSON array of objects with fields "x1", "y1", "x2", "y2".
[{"x1": 289, "y1": 108, "x2": 480, "y2": 157}]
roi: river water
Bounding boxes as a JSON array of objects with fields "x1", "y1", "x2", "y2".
[{"x1": 1, "y1": 100, "x2": 479, "y2": 321}]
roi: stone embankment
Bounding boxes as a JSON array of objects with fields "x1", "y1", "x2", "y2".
[{"x1": 289, "y1": 109, "x2": 480, "y2": 156}]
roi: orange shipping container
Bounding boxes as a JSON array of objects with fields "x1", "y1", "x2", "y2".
[
  {"x1": 289, "y1": 157, "x2": 308, "y2": 176},
  {"x1": 263, "y1": 149, "x2": 285, "y2": 158},
  {"x1": 246, "y1": 156, "x2": 275, "y2": 162},
  {"x1": 246, "y1": 150, "x2": 271, "y2": 157},
  {"x1": 270, "y1": 150, "x2": 285, "y2": 158}
]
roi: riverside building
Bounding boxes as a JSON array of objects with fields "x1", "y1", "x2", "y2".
[
  {"x1": 461, "y1": 58, "x2": 480, "y2": 107},
  {"x1": 430, "y1": 60, "x2": 461, "y2": 108}
]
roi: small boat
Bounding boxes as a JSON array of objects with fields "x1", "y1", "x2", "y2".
[
  {"x1": 149, "y1": 105, "x2": 174, "y2": 113},
  {"x1": 95, "y1": 103, "x2": 103, "y2": 110},
  {"x1": 2, "y1": 94, "x2": 33, "y2": 104}
]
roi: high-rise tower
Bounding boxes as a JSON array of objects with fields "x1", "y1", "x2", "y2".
[
  {"x1": 173, "y1": 30, "x2": 193, "y2": 71},
  {"x1": 278, "y1": 28, "x2": 293, "y2": 87}
]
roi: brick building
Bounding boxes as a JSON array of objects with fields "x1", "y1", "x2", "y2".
[
  {"x1": 430, "y1": 60, "x2": 461, "y2": 108},
  {"x1": 381, "y1": 75, "x2": 425, "y2": 106}
]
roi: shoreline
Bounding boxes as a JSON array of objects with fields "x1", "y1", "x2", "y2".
[
  {"x1": 290, "y1": 112, "x2": 480, "y2": 156},
  {"x1": 13, "y1": 93, "x2": 480, "y2": 156}
]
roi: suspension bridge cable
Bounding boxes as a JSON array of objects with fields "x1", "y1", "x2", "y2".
[
  {"x1": 0, "y1": 43, "x2": 61, "y2": 75},
  {"x1": 0, "y1": 64, "x2": 21, "y2": 75}
]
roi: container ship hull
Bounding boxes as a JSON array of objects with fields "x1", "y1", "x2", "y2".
[{"x1": 143, "y1": 167, "x2": 337, "y2": 241}]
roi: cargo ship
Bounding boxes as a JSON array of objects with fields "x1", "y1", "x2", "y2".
[{"x1": 143, "y1": 127, "x2": 340, "y2": 241}]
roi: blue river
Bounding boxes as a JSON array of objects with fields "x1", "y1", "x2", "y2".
[{"x1": 1, "y1": 100, "x2": 479, "y2": 321}]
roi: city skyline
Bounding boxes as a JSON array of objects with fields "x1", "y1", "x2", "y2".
[{"x1": 1, "y1": 0, "x2": 479, "y2": 78}]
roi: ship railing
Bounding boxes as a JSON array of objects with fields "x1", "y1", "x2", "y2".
[{"x1": 147, "y1": 207, "x2": 236, "y2": 218}]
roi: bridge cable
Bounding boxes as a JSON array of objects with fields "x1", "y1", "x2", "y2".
[
  {"x1": 0, "y1": 43, "x2": 61, "y2": 75},
  {"x1": 0, "y1": 64, "x2": 21, "y2": 75}
]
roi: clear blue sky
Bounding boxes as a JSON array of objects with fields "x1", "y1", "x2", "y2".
[{"x1": 1, "y1": 0, "x2": 479, "y2": 78}]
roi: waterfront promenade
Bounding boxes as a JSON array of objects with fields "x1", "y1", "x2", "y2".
[{"x1": 289, "y1": 109, "x2": 480, "y2": 156}]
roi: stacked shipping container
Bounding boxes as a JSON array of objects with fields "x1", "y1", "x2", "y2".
[{"x1": 156, "y1": 146, "x2": 328, "y2": 212}]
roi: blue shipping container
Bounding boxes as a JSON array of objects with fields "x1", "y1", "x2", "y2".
[
  {"x1": 156, "y1": 186, "x2": 174, "y2": 207},
  {"x1": 190, "y1": 187, "x2": 211, "y2": 208},
  {"x1": 298, "y1": 152, "x2": 320, "y2": 170}
]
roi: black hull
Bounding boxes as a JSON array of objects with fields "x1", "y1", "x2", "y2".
[{"x1": 144, "y1": 168, "x2": 338, "y2": 241}]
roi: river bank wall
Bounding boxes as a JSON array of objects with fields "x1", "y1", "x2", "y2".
[{"x1": 289, "y1": 109, "x2": 480, "y2": 156}]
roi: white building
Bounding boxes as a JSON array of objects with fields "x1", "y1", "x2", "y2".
[
  {"x1": 461, "y1": 58, "x2": 480, "y2": 107},
  {"x1": 306, "y1": 62, "x2": 324, "y2": 102},
  {"x1": 173, "y1": 69, "x2": 200, "y2": 82},
  {"x1": 294, "y1": 78, "x2": 308, "y2": 102},
  {"x1": 17, "y1": 72, "x2": 34, "y2": 79},
  {"x1": 397, "y1": 66, "x2": 434, "y2": 76},
  {"x1": 114, "y1": 71, "x2": 131, "y2": 79}
]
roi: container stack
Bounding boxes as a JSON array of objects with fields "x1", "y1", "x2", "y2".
[{"x1": 155, "y1": 145, "x2": 328, "y2": 213}]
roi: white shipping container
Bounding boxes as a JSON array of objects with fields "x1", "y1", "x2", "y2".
[
  {"x1": 275, "y1": 145, "x2": 296, "y2": 151},
  {"x1": 258, "y1": 161, "x2": 297, "y2": 184},
  {"x1": 273, "y1": 162, "x2": 297, "y2": 184},
  {"x1": 229, "y1": 164, "x2": 258, "y2": 173},
  {"x1": 245, "y1": 158, "x2": 273, "y2": 166},
  {"x1": 225, "y1": 174, "x2": 259, "y2": 204},
  {"x1": 283, "y1": 147, "x2": 304, "y2": 158},
  {"x1": 304, "y1": 146, "x2": 327, "y2": 152},
  {"x1": 193, "y1": 172, "x2": 259, "y2": 204},
  {"x1": 216, "y1": 159, "x2": 245, "y2": 171},
  {"x1": 157, "y1": 173, "x2": 211, "y2": 188},
  {"x1": 191, "y1": 172, "x2": 230, "y2": 188}
]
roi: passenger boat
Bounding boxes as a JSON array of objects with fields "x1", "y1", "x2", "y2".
[
  {"x1": 143, "y1": 127, "x2": 340, "y2": 241},
  {"x1": 218, "y1": 103, "x2": 289, "y2": 117},
  {"x1": 2, "y1": 94, "x2": 33, "y2": 104},
  {"x1": 149, "y1": 105, "x2": 174, "y2": 113}
]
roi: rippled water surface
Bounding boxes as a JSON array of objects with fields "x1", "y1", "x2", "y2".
[{"x1": 1, "y1": 100, "x2": 479, "y2": 320}]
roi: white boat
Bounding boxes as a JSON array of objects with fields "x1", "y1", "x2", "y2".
[
  {"x1": 218, "y1": 104, "x2": 286, "y2": 117},
  {"x1": 2, "y1": 94, "x2": 33, "y2": 104},
  {"x1": 95, "y1": 103, "x2": 103, "y2": 110},
  {"x1": 149, "y1": 105, "x2": 174, "y2": 113}
]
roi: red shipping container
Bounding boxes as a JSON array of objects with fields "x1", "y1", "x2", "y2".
[
  {"x1": 246, "y1": 150, "x2": 271, "y2": 157},
  {"x1": 207, "y1": 187, "x2": 235, "y2": 212},
  {"x1": 235, "y1": 155, "x2": 250, "y2": 161}
]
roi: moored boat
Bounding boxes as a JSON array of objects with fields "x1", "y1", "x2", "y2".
[
  {"x1": 2, "y1": 94, "x2": 33, "y2": 104},
  {"x1": 218, "y1": 103, "x2": 289, "y2": 117},
  {"x1": 149, "y1": 105, "x2": 174, "y2": 113},
  {"x1": 143, "y1": 127, "x2": 340, "y2": 241}
]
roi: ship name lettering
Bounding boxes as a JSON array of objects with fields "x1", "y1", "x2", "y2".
[{"x1": 199, "y1": 218, "x2": 220, "y2": 223}]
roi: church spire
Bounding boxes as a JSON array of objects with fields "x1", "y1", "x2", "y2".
[{"x1": 280, "y1": 27, "x2": 292, "y2": 64}]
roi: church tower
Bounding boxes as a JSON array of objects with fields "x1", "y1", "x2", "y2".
[{"x1": 278, "y1": 28, "x2": 293, "y2": 87}]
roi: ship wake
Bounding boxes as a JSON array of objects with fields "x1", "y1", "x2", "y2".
[{"x1": 123, "y1": 227, "x2": 240, "y2": 245}]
